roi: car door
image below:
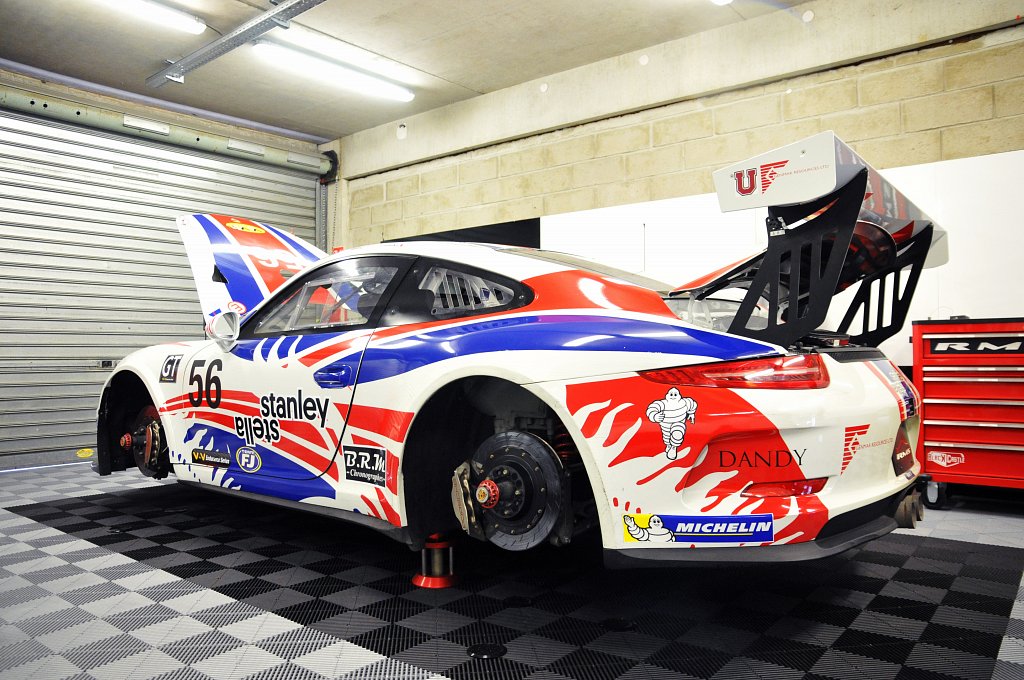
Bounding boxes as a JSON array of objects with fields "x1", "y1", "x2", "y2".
[{"x1": 178, "y1": 255, "x2": 412, "y2": 502}]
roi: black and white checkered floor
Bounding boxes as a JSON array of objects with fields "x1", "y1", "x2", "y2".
[{"x1": 2, "y1": 464, "x2": 1023, "y2": 680}]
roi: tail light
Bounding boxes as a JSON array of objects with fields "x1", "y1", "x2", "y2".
[
  {"x1": 742, "y1": 477, "x2": 827, "y2": 498},
  {"x1": 640, "y1": 354, "x2": 829, "y2": 389}
]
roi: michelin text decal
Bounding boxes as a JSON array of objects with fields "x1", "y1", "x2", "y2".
[{"x1": 623, "y1": 513, "x2": 775, "y2": 543}]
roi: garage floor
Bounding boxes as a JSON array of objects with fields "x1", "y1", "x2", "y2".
[{"x1": 1, "y1": 464, "x2": 1023, "y2": 680}]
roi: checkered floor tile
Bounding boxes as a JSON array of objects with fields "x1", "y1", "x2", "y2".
[{"x1": 1, "y1": 465, "x2": 1023, "y2": 679}]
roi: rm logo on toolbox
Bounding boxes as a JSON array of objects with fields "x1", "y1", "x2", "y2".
[{"x1": 930, "y1": 338, "x2": 1023, "y2": 354}]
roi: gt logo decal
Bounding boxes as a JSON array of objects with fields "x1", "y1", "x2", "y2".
[
  {"x1": 236, "y1": 447, "x2": 262, "y2": 473},
  {"x1": 160, "y1": 355, "x2": 183, "y2": 383}
]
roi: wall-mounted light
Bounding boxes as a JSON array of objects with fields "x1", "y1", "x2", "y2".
[
  {"x1": 252, "y1": 41, "x2": 415, "y2": 102},
  {"x1": 93, "y1": 0, "x2": 206, "y2": 34}
]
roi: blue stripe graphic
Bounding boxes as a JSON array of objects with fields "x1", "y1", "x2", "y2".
[
  {"x1": 270, "y1": 225, "x2": 322, "y2": 262},
  {"x1": 353, "y1": 314, "x2": 777, "y2": 384}
]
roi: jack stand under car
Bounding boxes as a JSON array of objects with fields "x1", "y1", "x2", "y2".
[{"x1": 412, "y1": 533, "x2": 456, "y2": 589}]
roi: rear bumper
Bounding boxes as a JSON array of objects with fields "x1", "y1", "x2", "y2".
[{"x1": 603, "y1": 486, "x2": 911, "y2": 568}]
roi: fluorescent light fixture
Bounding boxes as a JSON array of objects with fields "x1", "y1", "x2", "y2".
[
  {"x1": 93, "y1": 0, "x2": 207, "y2": 34},
  {"x1": 268, "y1": 24, "x2": 422, "y2": 86},
  {"x1": 710, "y1": 0, "x2": 734, "y2": 5},
  {"x1": 252, "y1": 41, "x2": 415, "y2": 102}
]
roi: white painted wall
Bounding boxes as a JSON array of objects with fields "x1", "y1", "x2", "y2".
[{"x1": 541, "y1": 150, "x2": 1024, "y2": 366}]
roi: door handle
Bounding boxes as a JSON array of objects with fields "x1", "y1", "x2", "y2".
[{"x1": 314, "y1": 364, "x2": 355, "y2": 389}]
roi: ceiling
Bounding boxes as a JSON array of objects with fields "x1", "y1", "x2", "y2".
[{"x1": 0, "y1": 0, "x2": 811, "y2": 142}]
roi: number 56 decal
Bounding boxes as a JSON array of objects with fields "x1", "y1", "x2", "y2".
[{"x1": 188, "y1": 359, "x2": 223, "y2": 408}]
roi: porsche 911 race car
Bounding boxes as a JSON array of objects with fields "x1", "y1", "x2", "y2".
[{"x1": 96, "y1": 132, "x2": 946, "y2": 566}]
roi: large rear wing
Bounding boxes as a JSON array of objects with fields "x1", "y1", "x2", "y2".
[{"x1": 677, "y1": 131, "x2": 946, "y2": 349}]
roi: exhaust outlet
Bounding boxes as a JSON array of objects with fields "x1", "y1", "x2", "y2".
[{"x1": 895, "y1": 489, "x2": 923, "y2": 529}]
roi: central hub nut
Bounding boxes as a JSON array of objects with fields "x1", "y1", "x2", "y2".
[{"x1": 475, "y1": 478, "x2": 500, "y2": 509}]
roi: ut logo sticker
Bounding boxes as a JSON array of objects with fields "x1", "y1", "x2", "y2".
[
  {"x1": 733, "y1": 160, "x2": 790, "y2": 195},
  {"x1": 160, "y1": 355, "x2": 183, "y2": 383},
  {"x1": 733, "y1": 168, "x2": 757, "y2": 196}
]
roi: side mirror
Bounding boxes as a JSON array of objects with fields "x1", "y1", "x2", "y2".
[{"x1": 207, "y1": 311, "x2": 240, "y2": 351}]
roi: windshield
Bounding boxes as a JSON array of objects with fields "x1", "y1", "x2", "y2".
[{"x1": 507, "y1": 247, "x2": 673, "y2": 292}]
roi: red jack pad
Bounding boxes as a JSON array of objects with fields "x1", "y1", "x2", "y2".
[{"x1": 412, "y1": 534, "x2": 457, "y2": 589}]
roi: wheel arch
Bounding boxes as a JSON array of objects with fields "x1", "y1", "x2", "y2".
[
  {"x1": 399, "y1": 372, "x2": 605, "y2": 548},
  {"x1": 97, "y1": 368, "x2": 158, "y2": 475}
]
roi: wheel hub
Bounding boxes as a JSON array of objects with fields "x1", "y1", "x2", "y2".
[{"x1": 475, "y1": 478, "x2": 500, "y2": 509}]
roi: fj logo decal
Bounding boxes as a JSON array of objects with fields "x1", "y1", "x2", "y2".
[{"x1": 236, "y1": 447, "x2": 262, "y2": 473}]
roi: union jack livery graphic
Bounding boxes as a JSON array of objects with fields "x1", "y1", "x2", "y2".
[{"x1": 96, "y1": 132, "x2": 946, "y2": 567}]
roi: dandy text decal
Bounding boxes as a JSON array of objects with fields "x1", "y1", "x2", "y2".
[
  {"x1": 718, "y1": 449, "x2": 806, "y2": 468},
  {"x1": 623, "y1": 513, "x2": 775, "y2": 543}
]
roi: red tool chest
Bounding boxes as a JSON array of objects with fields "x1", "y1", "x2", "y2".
[{"x1": 912, "y1": 317, "x2": 1024, "y2": 503}]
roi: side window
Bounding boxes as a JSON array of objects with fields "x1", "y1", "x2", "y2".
[
  {"x1": 247, "y1": 259, "x2": 399, "y2": 337},
  {"x1": 422, "y1": 265, "x2": 516, "y2": 318},
  {"x1": 380, "y1": 260, "x2": 529, "y2": 326}
]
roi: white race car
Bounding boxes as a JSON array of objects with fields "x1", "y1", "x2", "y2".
[{"x1": 96, "y1": 132, "x2": 945, "y2": 566}]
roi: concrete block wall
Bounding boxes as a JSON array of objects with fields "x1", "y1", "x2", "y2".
[{"x1": 343, "y1": 26, "x2": 1023, "y2": 248}]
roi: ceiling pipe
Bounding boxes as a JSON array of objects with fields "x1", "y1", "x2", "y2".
[
  {"x1": 0, "y1": 83, "x2": 332, "y2": 176},
  {"x1": 146, "y1": 0, "x2": 328, "y2": 89},
  {"x1": 0, "y1": 58, "x2": 328, "y2": 144}
]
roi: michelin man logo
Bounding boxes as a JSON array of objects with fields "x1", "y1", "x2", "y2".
[
  {"x1": 646, "y1": 388, "x2": 698, "y2": 460},
  {"x1": 624, "y1": 514, "x2": 673, "y2": 542}
]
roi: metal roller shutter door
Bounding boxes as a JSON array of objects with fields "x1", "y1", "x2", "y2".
[{"x1": 0, "y1": 109, "x2": 320, "y2": 459}]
